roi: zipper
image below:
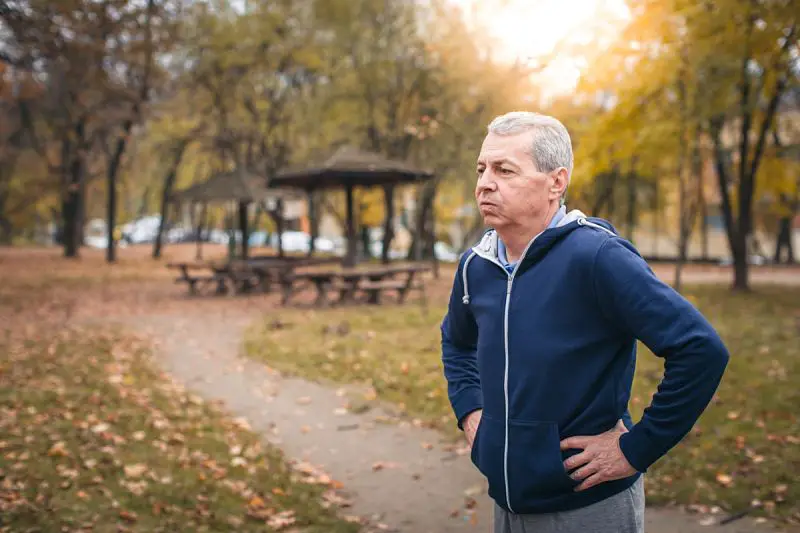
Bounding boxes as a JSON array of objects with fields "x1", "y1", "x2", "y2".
[
  {"x1": 476, "y1": 238, "x2": 538, "y2": 514},
  {"x1": 502, "y1": 275, "x2": 513, "y2": 512},
  {"x1": 474, "y1": 220, "x2": 589, "y2": 512}
]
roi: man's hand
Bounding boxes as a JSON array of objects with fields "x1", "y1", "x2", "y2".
[
  {"x1": 463, "y1": 409, "x2": 483, "y2": 447},
  {"x1": 560, "y1": 420, "x2": 637, "y2": 491}
]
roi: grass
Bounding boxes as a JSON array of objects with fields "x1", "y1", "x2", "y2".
[
  {"x1": 244, "y1": 285, "x2": 800, "y2": 525},
  {"x1": 0, "y1": 328, "x2": 361, "y2": 532}
]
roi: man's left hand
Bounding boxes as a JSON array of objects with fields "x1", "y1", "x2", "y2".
[{"x1": 560, "y1": 420, "x2": 637, "y2": 491}]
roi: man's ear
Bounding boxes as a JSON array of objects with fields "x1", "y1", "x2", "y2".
[{"x1": 550, "y1": 167, "x2": 569, "y2": 201}]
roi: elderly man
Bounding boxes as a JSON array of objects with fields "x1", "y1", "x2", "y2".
[{"x1": 440, "y1": 111, "x2": 729, "y2": 533}]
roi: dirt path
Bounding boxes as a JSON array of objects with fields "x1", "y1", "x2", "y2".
[{"x1": 104, "y1": 308, "x2": 795, "y2": 533}]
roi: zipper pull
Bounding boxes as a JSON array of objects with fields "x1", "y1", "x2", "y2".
[{"x1": 507, "y1": 278, "x2": 513, "y2": 294}]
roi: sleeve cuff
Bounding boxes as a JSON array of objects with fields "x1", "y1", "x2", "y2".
[
  {"x1": 453, "y1": 388, "x2": 483, "y2": 430},
  {"x1": 618, "y1": 428, "x2": 659, "y2": 473}
]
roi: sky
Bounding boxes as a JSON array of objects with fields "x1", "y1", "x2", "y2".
[{"x1": 450, "y1": 0, "x2": 630, "y2": 99}]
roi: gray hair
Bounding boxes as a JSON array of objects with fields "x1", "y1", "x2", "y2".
[{"x1": 487, "y1": 111, "x2": 573, "y2": 203}]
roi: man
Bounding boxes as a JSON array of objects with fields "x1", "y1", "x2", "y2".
[{"x1": 440, "y1": 111, "x2": 729, "y2": 533}]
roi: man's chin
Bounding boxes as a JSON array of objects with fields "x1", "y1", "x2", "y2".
[{"x1": 481, "y1": 214, "x2": 502, "y2": 228}]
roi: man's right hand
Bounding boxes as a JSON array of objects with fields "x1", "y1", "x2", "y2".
[{"x1": 464, "y1": 409, "x2": 483, "y2": 447}]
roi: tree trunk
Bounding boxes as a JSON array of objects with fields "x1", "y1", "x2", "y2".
[
  {"x1": 700, "y1": 184, "x2": 709, "y2": 260},
  {"x1": 412, "y1": 183, "x2": 438, "y2": 260},
  {"x1": 138, "y1": 185, "x2": 150, "y2": 219},
  {"x1": 652, "y1": 181, "x2": 659, "y2": 257},
  {"x1": 194, "y1": 203, "x2": 206, "y2": 261},
  {"x1": 625, "y1": 168, "x2": 636, "y2": 241},
  {"x1": 106, "y1": 119, "x2": 135, "y2": 263},
  {"x1": 268, "y1": 198, "x2": 285, "y2": 258},
  {"x1": 773, "y1": 216, "x2": 793, "y2": 264},
  {"x1": 0, "y1": 216, "x2": 11, "y2": 245},
  {"x1": 152, "y1": 196, "x2": 170, "y2": 260},
  {"x1": 381, "y1": 184, "x2": 395, "y2": 264},
  {"x1": 406, "y1": 179, "x2": 439, "y2": 261},
  {"x1": 153, "y1": 141, "x2": 189, "y2": 259},
  {"x1": 591, "y1": 173, "x2": 613, "y2": 217},
  {"x1": 62, "y1": 122, "x2": 87, "y2": 258},
  {"x1": 0, "y1": 189, "x2": 10, "y2": 244}
]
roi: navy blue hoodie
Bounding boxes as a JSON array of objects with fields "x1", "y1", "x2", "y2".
[{"x1": 440, "y1": 210, "x2": 729, "y2": 515}]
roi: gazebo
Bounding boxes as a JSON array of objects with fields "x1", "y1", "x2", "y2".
[
  {"x1": 270, "y1": 146, "x2": 434, "y2": 267},
  {"x1": 171, "y1": 168, "x2": 298, "y2": 259}
]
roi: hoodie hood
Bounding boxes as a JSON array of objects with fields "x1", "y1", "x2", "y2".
[
  {"x1": 459, "y1": 210, "x2": 617, "y2": 305},
  {"x1": 470, "y1": 209, "x2": 616, "y2": 266}
]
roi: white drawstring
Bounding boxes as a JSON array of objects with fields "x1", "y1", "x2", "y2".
[{"x1": 461, "y1": 251, "x2": 477, "y2": 305}]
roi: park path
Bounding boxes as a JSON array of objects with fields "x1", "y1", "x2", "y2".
[{"x1": 109, "y1": 308, "x2": 793, "y2": 533}]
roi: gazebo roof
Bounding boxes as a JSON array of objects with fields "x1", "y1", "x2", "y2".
[
  {"x1": 270, "y1": 146, "x2": 433, "y2": 190},
  {"x1": 172, "y1": 168, "x2": 298, "y2": 203}
]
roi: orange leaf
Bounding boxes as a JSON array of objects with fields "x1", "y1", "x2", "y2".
[{"x1": 248, "y1": 495, "x2": 266, "y2": 508}]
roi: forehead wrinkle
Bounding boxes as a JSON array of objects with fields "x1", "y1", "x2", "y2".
[{"x1": 477, "y1": 155, "x2": 522, "y2": 169}]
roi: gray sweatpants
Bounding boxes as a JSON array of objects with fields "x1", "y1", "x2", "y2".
[{"x1": 494, "y1": 477, "x2": 645, "y2": 533}]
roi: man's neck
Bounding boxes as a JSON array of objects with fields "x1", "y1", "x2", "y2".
[{"x1": 498, "y1": 204, "x2": 560, "y2": 263}]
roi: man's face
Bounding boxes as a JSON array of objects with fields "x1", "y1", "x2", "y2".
[{"x1": 475, "y1": 131, "x2": 563, "y2": 231}]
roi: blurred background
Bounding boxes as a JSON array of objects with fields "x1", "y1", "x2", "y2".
[
  {"x1": 0, "y1": 0, "x2": 798, "y2": 532},
  {"x1": 0, "y1": 0, "x2": 797, "y2": 282}
]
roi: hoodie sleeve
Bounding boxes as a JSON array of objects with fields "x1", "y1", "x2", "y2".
[
  {"x1": 441, "y1": 253, "x2": 482, "y2": 430},
  {"x1": 593, "y1": 237, "x2": 729, "y2": 473}
]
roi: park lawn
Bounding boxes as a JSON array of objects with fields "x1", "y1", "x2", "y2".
[
  {"x1": 0, "y1": 328, "x2": 361, "y2": 533},
  {"x1": 245, "y1": 285, "x2": 800, "y2": 525}
]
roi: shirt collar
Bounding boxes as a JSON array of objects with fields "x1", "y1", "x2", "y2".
[{"x1": 497, "y1": 206, "x2": 567, "y2": 268}]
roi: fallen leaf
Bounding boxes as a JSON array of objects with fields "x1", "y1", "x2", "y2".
[
  {"x1": 119, "y1": 510, "x2": 138, "y2": 522},
  {"x1": 715, "y1": 473, "x2": 733, "y2": 487},
  {"x1": 266, "y1": 510, "x2": 296, "y2": 529},
  {"x1": 124, "y1": 464, "x2": 147, "y2": 478},
  {"x1": 248, "y1": 495, "x2": 266, "y2": 508},
  {"x1": 48, "y1": 441, "x2": 69, "y2": 457}
]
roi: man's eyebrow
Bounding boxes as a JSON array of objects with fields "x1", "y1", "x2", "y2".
[{"x1": 477, "y1": 157, "x2": 517, "y2": 166}]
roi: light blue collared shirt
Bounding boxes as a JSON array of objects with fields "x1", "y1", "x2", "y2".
[{"x1": 498, "y1": 206, "x2": 566, "y2": 273}]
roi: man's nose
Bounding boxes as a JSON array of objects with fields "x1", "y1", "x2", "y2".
[{"x1": 476, "y1": 170, "x2": 497, "y2": 193}]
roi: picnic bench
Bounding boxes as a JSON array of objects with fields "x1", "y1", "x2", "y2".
[
  {"x1": 167, "y1": 256, "x2": 341, "y2": 296},
  {"x1": 167, "y1": 261, "x2": 228, "y2": 295},
  {"x1": 280, "y1": 264, "x2": 431, "y2": 306}
]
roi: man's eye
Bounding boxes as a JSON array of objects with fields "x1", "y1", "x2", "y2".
[
  {"x1": 476, "y1": 167, "x2": 485, "y2": 175},
  {"x1": 499, "y1": 167, "x2": 513, "y2": 175}
]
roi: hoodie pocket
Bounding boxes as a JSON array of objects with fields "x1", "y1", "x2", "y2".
[
  {"x1": 506, "y1": 419, "x2": 577, "y2": 508},
  {"x1": 469, "y1": 413, "x2": 507, "y2": 504}
]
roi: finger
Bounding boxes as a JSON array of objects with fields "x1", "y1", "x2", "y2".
[
  {"x1": 563, "y1": 450, "x2": 592, "y2": 471},
  {"x1": 570, "y1": 462, "x2": 598, "y2": 482},
  {"x1": 560, "y1": 436, "x2": 590, "y2": 450},
  {"x1": 574, "y1": 472, "x2": 604, "y2": 492},
  {"x1": 616, "y1": 419, "x2": 628, "y2": 433}
]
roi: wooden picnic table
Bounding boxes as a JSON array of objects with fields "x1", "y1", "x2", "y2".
[
  {"x1": 167, "y1": 256, "x2": 341, "y2": 296},
  {"x1": 281, "y1": 264, "x2": 431, "y2": 306}
]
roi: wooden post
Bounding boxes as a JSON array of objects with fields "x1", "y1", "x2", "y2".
[
  {"x1": 307, "y1": 190, "x2": 317, "y2": 257},
  {"x1": 381, "y1": 184, "x2": 395, "y2": 264},
  {"x1": 344, "y1": 183, "x2": 357, "y2": 267},
  {"x1": 238, "y1": 200, "x2": 249, "y2": 259}
]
